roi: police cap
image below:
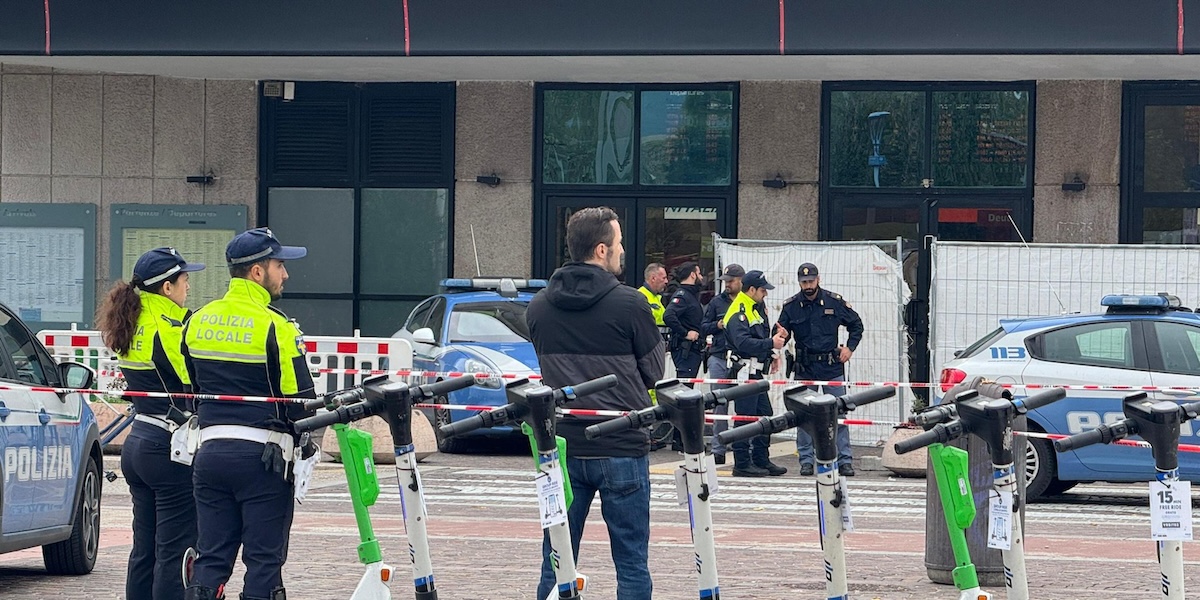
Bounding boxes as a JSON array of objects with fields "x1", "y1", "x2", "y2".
[
  {"x1": 741, "y1": 270, "x2": 775, "y2": 290},
  {"x1": 226, "y1": 227, "x2": 308, "y2": 265},
  {"x1": 718, "y1": 263, "x2": 746, "y2": 282},
  {"x1": 797, "y1": 263, "x2": 819, "y2": 282},
  {"x1": 133, "y1": 247, "x2": 205, "y2": 287}
]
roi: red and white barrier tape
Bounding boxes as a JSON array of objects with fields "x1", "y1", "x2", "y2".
[
  {"x1": 0, "y1": 383, "x2": 308, "y2": 404},
  {"x1": 411, "y1": 403, "x2": 904, "y2": 426}
]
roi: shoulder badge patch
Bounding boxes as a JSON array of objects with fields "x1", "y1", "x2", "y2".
[{"x1": 672, "y1": 297, "x2": 680, "y2": 304}]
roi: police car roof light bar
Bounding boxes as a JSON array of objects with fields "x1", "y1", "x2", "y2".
[{"x1": 439, "y1": 277, "x2": 549, "y2": 293}]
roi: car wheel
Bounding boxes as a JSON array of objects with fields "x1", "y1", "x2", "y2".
[
  {"x1": 1043, "y1": 479, "x2": 1079, "y2": 496},
  {"x1": 1024, "y1": 437, "x2": 1057, "y2": 501},
  {"x1": 432, "y1": 395, "x2": 469, "y2": 454},
  {"x1": 43, "y1": 455, "x2": 101, "y2": 574}
]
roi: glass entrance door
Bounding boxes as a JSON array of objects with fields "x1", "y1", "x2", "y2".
[{"x1": 545, "y1": 196, "x2": 727, "y2": 287}]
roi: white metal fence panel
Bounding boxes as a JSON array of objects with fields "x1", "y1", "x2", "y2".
[
  {"x1": 713, "y1": 236, "x2": 910, "y2": 446},
  {"x1": 929, "y1": 241, "x2": 1200, "y2": 392}
]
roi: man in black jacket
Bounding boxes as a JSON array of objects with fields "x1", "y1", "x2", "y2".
[
  {"x1": 664, "y1": 261, "x2": 705, "y2": 385},
  {"x1": 528, "y1": 206, "x2": 665, "y2": 600}
]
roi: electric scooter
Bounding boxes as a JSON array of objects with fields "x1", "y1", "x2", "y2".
[
  {"x1": 438, "y1": 375, "x2": 619, "y2": 600},
  {"x1": 583, "y1": 378, "x2": 771, "y2": 600},
  {"x1": 293, "y1": 374, "x2": 477, "y2": 600},
  {"x1": 718, "y1": 384, "x2": 897, "y2": 600},
  {"x1": 1055, "y1": 392, "x2": 1200, "y2": 600},
  {"x1": 897, "y1": 383, "x2": 1066, "y2": 600}
]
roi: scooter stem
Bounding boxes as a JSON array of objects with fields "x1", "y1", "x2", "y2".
[
  {"x1": 816, "y1": 460, "x2": 848, "y2": 599},
  {"x1": 993, "y1": 463, "x2": 1027, "y2": 600},
  {"x1": 396, "y1": 446, "x2": 436, "y2": 600},
  {"x1": 682, "y1": 450, "x2": 720, "y2": 599}
]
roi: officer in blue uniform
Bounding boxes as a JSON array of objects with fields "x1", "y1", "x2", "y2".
[
  {"x1": 776, "y1": 262, "x2": 864, "y2": 476},
  {"x1": 723, "y1": 270, "x2": 789, "y2": 477},
  {"x1": 182, "y1": 228, "x2": 317, "y2": 600},
  {"x1": 699, "y1": 263, "x2": 743, "y2": 464},
  {"x1": 97, "y1": 247, "x2": 205, "y2": 600},
  {"x1": 663, "y1": 261, "x2": 706, "y2": 384}
]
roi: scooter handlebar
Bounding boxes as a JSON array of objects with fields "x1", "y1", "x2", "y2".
[
  {"x1": 1014, "y1": 388, "x2": 1067, "y2": 413},
  {"x1": 893, "y1": 420, "x2": 963, "y2": 454},
  {"x1": 839, "y1": 386, "x2": 896, "y2": 412},
  {"x1": 1053, "y1": 420, "x2": 1132, "y2": 452},
  {"x1": 294, "y1": 397, "x2": 383, "y2": 432},
  {"x1": 412, "y1": 375, "x2": 476, "y2": 399},
  {"x1": 911, "y1": 404, "x2": 957, "y2": 428},
  {"x1": 706, "y1": 380, "x2": 770, "y2": 407},
  {"x1": 555, "y1": 374, "x2": 619, "y2": 404},
  {"x1": 438, "y1": 403, "x2": 520, "y2": 439},
  {"x1": 304, "y1": 388, "x2": 364, "y2": 411},
  {"x1": 584, "y1": 405, "x2": 668, "y2": 440},
  {"x1": 716, "y1": 414, "x2": 793, "y2": 446}
]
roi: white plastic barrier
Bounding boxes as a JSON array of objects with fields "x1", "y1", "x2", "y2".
[{"x1": 38, "y1": 326, "x2": 121, "y2": 393}]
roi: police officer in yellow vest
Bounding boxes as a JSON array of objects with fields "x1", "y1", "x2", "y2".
[
  {"x1": 97, "y1": 247, "x2": 205, "y2": 600},
  {"x1": 182, "y1": 228, "x2": 317, "y2": 600},
  {"x1": 722, "y1": 270, "x2": 789, "y2": 477},
  {"x1": 638, "y1": 262, "x2": 669, "y2": 341}
]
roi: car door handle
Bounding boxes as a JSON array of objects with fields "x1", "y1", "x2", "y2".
[{"x1": 1160, "y1": 389, "x2": 1198, "y2": 397}]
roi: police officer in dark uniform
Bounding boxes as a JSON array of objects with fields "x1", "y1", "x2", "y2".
[
  {"x1": 182, "y1": 228, "x2": 317, "y2": 600},
  {"x1": 97, "y1": 248, "x2": 205, "y2": 600},
  {"x1": 700, "y1": 263, "x2": 743, "y2": 464},
  {"x1": 722, "y1": 270, "x2": 789, "y2": 477},
  {"x1": 663, "y1": 261, "x2": 705, "y2": 385},
  {"x1": 776, "y1": 262, "x2": 864, "y2": 476}
]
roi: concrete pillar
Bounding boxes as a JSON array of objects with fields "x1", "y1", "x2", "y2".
[
  {"x1": 1032, "y1": 80, "x2": 1122, "y2": 243},
  {"x1": 453, "y1": 81, "x2": 534, "y2": 278},
  {"x1": 736, "y1": 80, "x2": 822, "y2": 241}
]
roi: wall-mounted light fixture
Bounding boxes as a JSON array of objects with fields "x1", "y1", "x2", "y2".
[
  {"x1": 185, "y1": 172, "x2": 215, "y2": 186},
  {"x1": 761, "y1": 175, "x2": 787, "y2": 189},
  {"x1": 476, "y1": 173, "x2": 502, "y2": 187},
  {"x1": 1061, "y1": 173, "x2": 1086, "y2": 192}
]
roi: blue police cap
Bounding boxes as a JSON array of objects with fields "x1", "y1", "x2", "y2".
[
  {"x1": 133, "y1": 247, "x2": 206, "y2": 286},
  {"x1": 226, "y1": 227, "x2": 307, "y2": 265},
  {"x1": 741, "y1": 270, "x2": 775, "y2": 290},
  {"x1": 798, "y1": 263, "x2": 819, "y2": 282}
]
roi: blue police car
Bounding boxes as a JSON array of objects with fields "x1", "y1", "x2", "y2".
[
  {"x1": 394, "y1": 278, "x2": 543, "y2": 453},
  {"x1": 939, "y1": 293, "x2": 1200, "y2": 500},
  {"x1": 0, "y1": 302, "x2": 104, "y2": 573}
]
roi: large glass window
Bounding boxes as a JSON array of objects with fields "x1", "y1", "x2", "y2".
[
  {"x1": 1143, "y1": 206, "x2": 1200, "y2": 244},
  {"x1": 828, "y1": 88, "x2": 1030, "y2": 189},
  {"x1": 829, "y1": 91, "x2": 926, "y2": 187},
  {"x1": 542, "y1": 90, "x2": 634, "y2": 184},
  {"x1": 1033, "y1": 322, "x2": 1135, "y2": 369},
  {"x1": 640, "y1": 91, "x2": 733, "y2": 186},
  {"x1": 1143, "y1": 105, "x2": 1200, "y2": 193}
]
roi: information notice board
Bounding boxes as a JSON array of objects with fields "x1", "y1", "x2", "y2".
[
  {"x1": 110, "y1": 205, "x2": 247, "y2": 312},
  {"x1": 0, "y1": 203, "x2": 97, "y2": 330}
]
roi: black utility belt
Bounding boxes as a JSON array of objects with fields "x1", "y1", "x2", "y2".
[{"x1": 801, "y1": 351, "x2": 838, "y2": 363}]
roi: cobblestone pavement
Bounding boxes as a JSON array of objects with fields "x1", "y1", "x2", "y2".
[{"x1": 1, "y1": 440, "x2": 1195, "y2": 599}]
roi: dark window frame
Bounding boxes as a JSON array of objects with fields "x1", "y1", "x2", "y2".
[
  {"x1": 258, "y1": 82, "x2": 456, "y2": 333},
  {"x1": 532, "y1": 82, "x2": 740, "y2": 278},
  {"x1": 1143, "y1": 320, "x2": 1200, "y2": 376},
  {"x1": 1120, "y1": 81, "x2": 1200, "y2": 243}
]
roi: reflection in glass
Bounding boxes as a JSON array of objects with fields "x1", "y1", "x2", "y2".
[
  {"x1": 449, "y1": 301, "x2": 531, "y2": 343},
  {"x1": 1143, "y1": 106, "x2": 1200, "y2": 192},
  {"x1": 841, "y1": 206, "x2": 920, "y2": 241},
  {"x1": 273, "y1": 299, "x2": 353, "y2": 336},
  {"x1": 640, "y1": 91, "x2": 733, "y2": 185},
  {"x1": 1143, "y1": 207, "x2": 1200, "y2": 244},
  {"x1": 643, "y1": 206, "x2": 718, "y2": 293},
  {"x1": 543, "y1": 90, "x2": 634, "y2": 184},
  {"x1": 266, "y1": 188, "x2": 355, "y2": 294},
  {"x1": 937, "y1": 207, "x2": 1021, "y2": 242},
  {"x1": 933, "y1": 91, "x2": 1029, "y2": 187},
  {"x1": 829, "y1": 91, "x2": 925, "y2": 187},
  {"x1": 360, "y1": 188, "x2": 449, "y2": 297}
]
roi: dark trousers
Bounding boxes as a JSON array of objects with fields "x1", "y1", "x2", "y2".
[
  {"x1": 670, "y1": 353, "x2": 701, "y2": 446},
  {"x1": 731, "y1": 374, "x2": 773, "y2": 467},
  {"x1": 123, "y1": 427, "x2": 198, "y2": 600},
  {"x1": 191, "y1": 440, "x2": 294, "y2": 600}
]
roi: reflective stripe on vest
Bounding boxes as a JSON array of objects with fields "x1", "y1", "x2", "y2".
[{"x1": 722, "y1": 291, "x2": 764, "y2": 328}]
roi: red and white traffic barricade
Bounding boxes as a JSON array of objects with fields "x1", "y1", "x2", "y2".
[
  {"x1": 304, "y1": 334, "x2": 414, "y2": 395},
  {"x1": 38, "y1": 326, "x2": 121, "y2": 392}
]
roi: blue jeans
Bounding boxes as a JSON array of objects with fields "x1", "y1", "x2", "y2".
[
  {"x1": 706, "y1": 355, "x2": 732, "y2": 457},
  {"x1": 795, "y1": 380, "x2": 854, "y2": 466},
  {"x1": 537, "y1": 456, "x2": 652, "y2": 600}
]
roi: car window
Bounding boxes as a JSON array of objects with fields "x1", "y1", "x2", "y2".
[
  {"x1": 1033, "y1": 321, "x2": 1135, "y2": 369},
  {"x1": 0, "y1": 309, "x2": 52, "y2": 385},
  {"x1": 958, "y1": 327, "x2": 1005, "y2": 359},
  {"x1": 406, "y1": 299, "x2": 436, "y2": 334},
  {"x1": 426, "y1": 298, "x2": 447, "y2": 342},
  {"x1": 1150, "y1": 322, "x2": 1200, "y2": 376},
  {"x1": 448, "y1": 302, "x2": 531, "y2": 343}
]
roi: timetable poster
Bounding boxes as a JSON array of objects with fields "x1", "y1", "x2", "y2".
[
  {"x1": 0, "y1": 227, "x2": 87, "y2": 323},
  {"x1": 121, "y1": 228, "x2": 235, "y2": 310}
]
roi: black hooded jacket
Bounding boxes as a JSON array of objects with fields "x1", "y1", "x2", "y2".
[{"x1": 526, "y1": 262, "x2": 666, "y2": 457}]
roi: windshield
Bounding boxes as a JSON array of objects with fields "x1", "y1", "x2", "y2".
[{"x1": 448, "y1": 301, "x2": 531, "y2": 343}]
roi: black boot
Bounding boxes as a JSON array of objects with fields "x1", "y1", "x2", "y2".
[
  {"x1": 732, "y1": 448, "x2": 768, "y2": 477},
  {"x1": 757, "y1": 460, "x2": 788, "y2": 476}
]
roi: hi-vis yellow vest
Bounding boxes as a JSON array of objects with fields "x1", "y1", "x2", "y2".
[
  {"x1": 722, "y1": 291, "x2": 764, "y2": 328},
  {"x1": 638, "y1": 286, "x2": 665, "y2": 326}
]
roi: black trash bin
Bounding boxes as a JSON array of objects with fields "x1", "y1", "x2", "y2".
[{"x1": 923, "y1": 416, "x2": 1028, "y2": 587}]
